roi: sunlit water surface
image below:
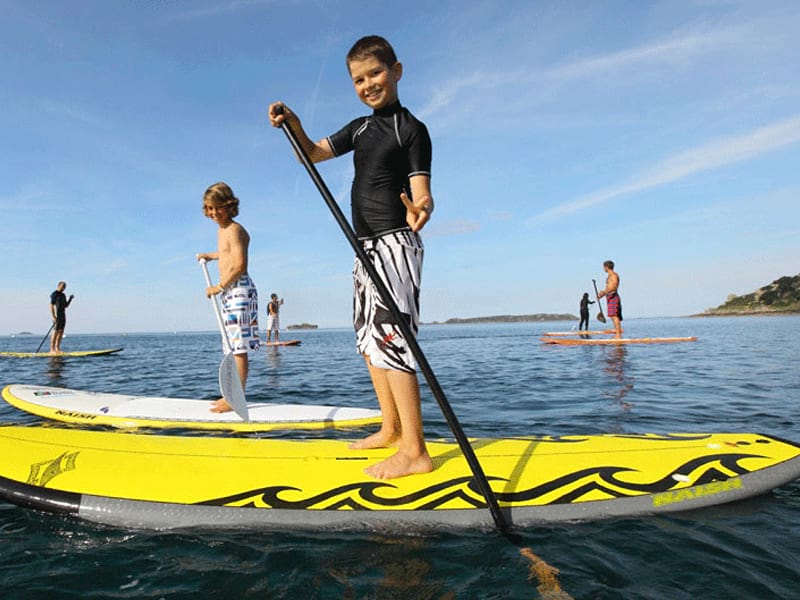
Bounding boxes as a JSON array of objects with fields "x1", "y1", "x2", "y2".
[{"x1": 1, "y1": 316, "x2": 798, "y2": 599}]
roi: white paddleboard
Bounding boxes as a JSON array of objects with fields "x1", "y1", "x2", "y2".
[
  {"x1": 0, "y1": 348, "x2": 123, "y2": 358},
  {"x1": 1, "y1": 384, "x2": 381, "y2": 432}
]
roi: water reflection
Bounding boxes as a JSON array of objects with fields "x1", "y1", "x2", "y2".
[
  {"x1": 263, "y1": 347, "x2": 283, "y2": 389},
  {"x1": 46, "y1": 356, "x2": 66, "y2": 383},
  {"x1": 602, "y1": 345, "x2": 633, "y2": 411}
]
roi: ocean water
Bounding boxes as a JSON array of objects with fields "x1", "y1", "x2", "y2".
[{"x1": 0, "y1": 316, "x2": 798, "y2": 599}]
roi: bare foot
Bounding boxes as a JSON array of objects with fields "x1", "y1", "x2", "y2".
[
  {"x1": 365, "y1": 450, "x2": 434, "y2": 479},
  {"x1": 349, "y1": 430, "x2": 400, "y2": 450},
  {"x1": 209, "y1": 398, "x2": 233, "y2": 413}
]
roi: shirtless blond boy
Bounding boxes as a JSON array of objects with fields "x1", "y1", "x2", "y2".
[
  {"x1": 597, "y1": 260, "x2": 623, "y2": 338},
  {"x1": 197, "y1": 182, "x2": 261, "y2": 413}
]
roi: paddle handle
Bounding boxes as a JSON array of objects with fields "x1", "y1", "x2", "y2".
[
  {"x1": 199, "y1": 259, "x2": 233, "y2": 354},
  {"x1": 274, "y1": 107, "x2": 510, "y2": 533}
]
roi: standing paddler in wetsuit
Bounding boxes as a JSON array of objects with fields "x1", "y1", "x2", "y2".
[
  {"x1": 49, "y1": 281, "x2": 74, "y2": 354},
  {"x1": 579, "y1": 292, "x2": 594, "y2": 331},
  {"x1": 268, "y1": 35, "x2": 435, "y2": 480}
]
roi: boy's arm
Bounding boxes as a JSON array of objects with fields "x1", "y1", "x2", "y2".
[
  {"x1": 402, "y1": 175, "x2": 434, "y2": 233},
  {"x1": 222, "y1": 226, "x2": 249, "y2": 287},
  {"x1": 268, "y1": 102, "x2": 334, "y2": 163}
]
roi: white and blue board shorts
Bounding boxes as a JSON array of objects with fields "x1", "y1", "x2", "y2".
[{"x1": 221, "y1": 273, "x2": 260, "y2": 355}]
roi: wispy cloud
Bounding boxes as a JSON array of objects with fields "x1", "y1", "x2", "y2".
[
  {"x1": 37, "y1": 98, "x2": 108, "y2": 128},
  {"x1": 544, "y1": 30, "x2": 741, "y2": 81},
  {"x1": 166, "y1": 0, "x2": 277, "y2": 20},
  {"x1": 419, "y1": 27, "x2": 746, "y2": 119},
  {"x1": 529, "y1": 114, "x2": 800, "y2": 222},
  {"x1": 424, "y1": 219, "x2": 481, "y2": 239}
]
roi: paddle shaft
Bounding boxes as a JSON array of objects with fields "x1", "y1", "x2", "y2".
[
  {"x1": 275, "y1": 112, "x2": 509, "y2": 533},
  {"x1": 199, "y1": 259, "x2": 250, "y2": 421},
  {"x1": 592, "y1": 279, "x2": 606, "y2": 323},
  {"x1": 200, "y1": 260, "x2": 233, "y2": 354},
  {"x1": 35, "y1": 323, "x2": 55, "y2": 354}
]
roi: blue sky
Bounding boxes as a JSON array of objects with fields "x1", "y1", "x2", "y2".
[{"x1": 2, "y1": 0, "x2": 799, "y2": 334}]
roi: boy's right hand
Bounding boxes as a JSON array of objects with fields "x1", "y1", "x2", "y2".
[
  {"x1": 268, "y1": 102, "x2": 294, "y2": 128},
  {"x1": 401, "y1": 192, "x2": 434, "y2": 233}
]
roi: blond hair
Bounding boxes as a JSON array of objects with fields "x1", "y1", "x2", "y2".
[{"x1": 203, "y1": 182, "x2": 239, "y2": 218}]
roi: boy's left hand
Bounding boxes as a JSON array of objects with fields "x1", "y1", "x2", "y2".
[{"x1": 401, "y1": 192, "x2": 434, "y2": 232}]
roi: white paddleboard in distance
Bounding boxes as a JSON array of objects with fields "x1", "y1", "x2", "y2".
[
  {"x1": 1, "y1": 384, "x2": 381, "y2": 432},
  {"x1": 540, "y1": 336, "x2": 697, "y2": 346},
  {"x1": 0, "y1": 348, "x2": 123, "y2": 358}
]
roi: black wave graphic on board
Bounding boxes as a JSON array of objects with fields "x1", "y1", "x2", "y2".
[{"x1": 195, "y1": 452, "x2": 764, "y2": 510}]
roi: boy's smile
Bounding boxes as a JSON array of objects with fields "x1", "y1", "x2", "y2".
[
  {"x1": 348, "y1": 56, "x2": 402, "y2": 110},
  {"x1": 205, "y1": 204, "x2": 232, "y2": 226}
]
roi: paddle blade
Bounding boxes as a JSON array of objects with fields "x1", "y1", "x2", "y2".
[
  {"x1": 597, "y1": 312, "x2": 607, "y2": 323},
  {"x1": 219, "y1": 353, "x2": 249, "y2": 421}
]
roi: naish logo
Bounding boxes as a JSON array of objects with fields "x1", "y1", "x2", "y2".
[
  {"x1": 652, "y1": 478, "x2": 742, "y2": 507},
  {"x1": 55, "y1": 409, "x2": 98, "y2": 420},
  {"x1": 33, "y1": 391, "x2": 75, "y2": 397},
  {"x1": 27, "y1": 451, "x2": 79, "y2": 486}
]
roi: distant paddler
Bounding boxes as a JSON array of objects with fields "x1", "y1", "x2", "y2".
[
  {"x1": 266, "y1": 293, "x2": 284, "y2": 343},
  {"x1": 578, "y1": 292, "x2": 595, "y2": 331},
  {"x1": 596, "y1": 260, "x2": 623, "y2": 338},
  {"x1": 49, "y1": 281, "x2": 74, "y2": 355}
]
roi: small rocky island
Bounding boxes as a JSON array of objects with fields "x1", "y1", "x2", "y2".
[
  {"x1": 427, "y1": 313, "x2": 576, "y2": 325},
  {"x1": 287, "y1": 323, "x2": 318, "y2": 330},
  {"x1": 701, "y1": 274, "x2": 800, "y2": 315}
]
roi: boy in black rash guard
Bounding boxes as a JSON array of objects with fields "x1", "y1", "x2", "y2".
[{"x1": 269, "y1": 35, "x2": 434, "y2": 479}]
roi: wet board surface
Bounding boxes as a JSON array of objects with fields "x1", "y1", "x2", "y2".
[
  {"x1": 541, "y1": 331, "x2": 619, "y2": 336},
  {"x1": 0, "y1": 348, "x2": 123, "y2": 358},
  {"x1": 263, "y1": 340, "x2": 301, "y2": 347},
  {"x1": 540, "y1": 337, "x2": 697, "y2": 346},
  {"x1": 0, "y1": 426, "x2": 797, "y2": 530},
  {"x1": 1, "y1": 385, "x2": 381, "y2": 432}
]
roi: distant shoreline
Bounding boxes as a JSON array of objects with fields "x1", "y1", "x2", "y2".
[
  {"x1": 425, "y1": 313, "x2": 577, "y2": 325},
  {"x1": 691, "y1": 309, "x2": 800, "y2": 317},
  {"x1": 699, "y1": 274, "x2": 799, "y2": 316}
]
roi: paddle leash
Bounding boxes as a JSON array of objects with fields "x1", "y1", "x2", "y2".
[
  {"x1": 199, "y1": 259, "x2": 249, "y2": 422},
  {"x1": 274, "y1": 108, "x2": 510, "y2": 534}
]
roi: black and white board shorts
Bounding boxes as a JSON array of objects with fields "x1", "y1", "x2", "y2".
[{"x1": 353, "y1": 228, "x2": 423, "y2": 373}]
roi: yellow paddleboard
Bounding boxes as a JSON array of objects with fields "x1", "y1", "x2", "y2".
[{"x1": 0, "y1": 426, "x2": 797, "y2": 530}]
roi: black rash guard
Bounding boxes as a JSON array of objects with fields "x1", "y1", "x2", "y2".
[{"x1": 327, "y1": 101, "x2": 432, "y2": 238}]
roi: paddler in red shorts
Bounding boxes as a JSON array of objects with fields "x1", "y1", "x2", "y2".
[{"x1": 597, "y1": 260, "x2": 623, "y2": 338}]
